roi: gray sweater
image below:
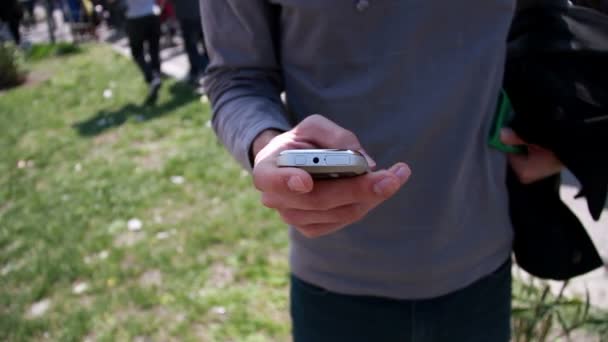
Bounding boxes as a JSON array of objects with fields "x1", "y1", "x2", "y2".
[{"x1": 202, "y1": 0, "x2": 515, "y2": 299}]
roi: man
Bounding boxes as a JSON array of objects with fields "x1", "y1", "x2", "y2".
[
  {"x1": 201, "y1": 0, "x2": 563, "y2": 340},
  {"x1": 125, "y1": 0, "x2": 161, "y2": 105},
  {"x1": 171, "y1": 0, "x2": 208, "y2": 85},
  {"x1": 0, "y1": 0, "x2": 23, "y2": 44}
]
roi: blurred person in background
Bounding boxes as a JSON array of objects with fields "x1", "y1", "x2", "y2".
[
  {"x1": 64, "y1": 0, "x2": 83, "y2": 22},
  {"x1": 105, "y1": 0, "x2": 127, "y2": 31},
  {"x1": 156, "y1": 0, "x2": 177, "y2": 47},
  {"x1": 19, "y1": 0, "x2": 36, "y2": 28},
  {"x1": 0, "y1": 0, "x2": 23, "y2": 44},
  {"x1": 171, "y1": 0, "x2": 208, "y2": 86},
  {"x1": 125, "y1": 0, "x2": 161, "y2": 105}
]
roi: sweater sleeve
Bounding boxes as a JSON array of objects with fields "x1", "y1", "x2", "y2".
[{"x1": 200, "y1": 0, "x2": 293, "y2": 170}]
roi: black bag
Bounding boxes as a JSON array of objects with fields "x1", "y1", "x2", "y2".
[{"x1": 505, "y1": 3, "x2": 607, "y2": 279}]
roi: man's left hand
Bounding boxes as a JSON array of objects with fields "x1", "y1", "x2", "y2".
[{"x1": 500, "y1": 128, "x2": 563, "y2": 184}]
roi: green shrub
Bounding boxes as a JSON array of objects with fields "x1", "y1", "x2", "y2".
[
  {"x1": 0, "y1": 42, "x2": 26, "y2": 89},
  {"x1": 26, "y1": 42, "x2": 82, "y2": 61}
]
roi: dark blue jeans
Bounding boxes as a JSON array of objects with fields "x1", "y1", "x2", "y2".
[{"x1": 291, "y1": 259, "x2": 511, "y2": 342}]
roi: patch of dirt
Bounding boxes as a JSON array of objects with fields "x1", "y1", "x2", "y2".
[
  {"x1": 114, "y1": 231, "x2": 144, "y2": 248},
  {"x1": 131, "y1": 141, "x2": 176, "y2": 171},
  {"x1": 1, "y1": 71, "x2": 52, "y2": 94},
  {"x1": 194, "y1": 323, "x2": 215, "y2": 341},
  {"x1": 120, "y1": 253, "x2": 139, "y2": 271},
  {"x1": 93, "y1": 130, "x2": 120, "y2": 145},
  {"x1": 207, "y1": 263, "x2": 235, "y2": 289},
  {"x1": 134, "y1": 153, "x2": 165, "y2": 171},
  {"x1": 138, "y1": 269, "x2": 163, "y2": 287},
  {"x1": 0, "y1": 201, "x2": 13, "y2": 216},
  {"x1": 24, "y1": 71, "x2": 52, "y2": 88}
]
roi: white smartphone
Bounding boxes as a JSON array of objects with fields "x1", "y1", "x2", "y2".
[{"x1": 276, "y1": 149, "x2": 369, "y2": 179}]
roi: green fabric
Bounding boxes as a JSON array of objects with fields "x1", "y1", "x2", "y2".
[{"x1": 489, "y1": 90, "x2": 526, "y2": 154}]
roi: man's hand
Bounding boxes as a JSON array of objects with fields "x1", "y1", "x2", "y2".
[
  {"x1": 252, "y1": 115, "x2": 411, "y2": 238},
  {"x1": 500, "y1": 128, "x2": 563, "y2": 184}
]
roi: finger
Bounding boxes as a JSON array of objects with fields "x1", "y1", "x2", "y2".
[
  {"x1": 500, "y1": 128, "x2": 527, "y2": 146},
  {"x1": 278, "y1": 203, "x2": 367, "y2": 227},
  {"x1": 295, "y1": 222, "x2": 348, "y2": 239},
  {"x1": 507, "y1": 153, "x2": 543, "y2": 184},
  {"x1": 263, "y1": 162, "x2": 411, "y2": 210},
  {"x1": 358, "y1": 148, "x2": 377, "y2": 170},
  {"x1": 253, "y1": 159, "x2": 314, "y2": 194}
]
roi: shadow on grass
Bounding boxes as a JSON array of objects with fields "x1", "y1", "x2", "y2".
[{"x1": 73, "y1": 81, "x2": 198, "y2": 137}]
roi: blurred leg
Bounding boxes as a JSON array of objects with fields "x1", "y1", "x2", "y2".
[
  {"x1": 9, "y1": 17, "x2": 21, "y2": 44},
  {"x1": 179, "y1": 18, "x2": 206, "y2": 78},
  {"x1": 126, "y1": 17, "x2": 152, "y2": 83},
  {"x1": 146, "y1": 15, "x2": 161, "y2": 78}
]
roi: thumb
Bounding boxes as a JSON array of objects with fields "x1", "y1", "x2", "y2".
[
  {"x1": 500, "y1": 128, "x2": 527, "y2": 146},
  {"x1": 253, "y1": 158, "x2": 314, "y2": 194}
]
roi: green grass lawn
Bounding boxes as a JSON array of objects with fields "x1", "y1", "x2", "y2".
[
  {"x1": 1, "y1": 45, "x2": 290, "y2": 341},
  {"x1": 1, "y1": 44, "x2": 607, "y2": 342}
]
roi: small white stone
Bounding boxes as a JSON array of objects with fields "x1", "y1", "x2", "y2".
[
  {"x1": 74, "y1": 163, "x2": 82, "y2": 172},
  {"x1": 127, "y1": 218, "x2": 143, "y2": 231},
  {"x1": 200, "y1": 95, "x2": 209, "y2": 103},
  {"x1": 211, "y1": 306, "x2": 227, "y2": 315},
  {"x1": 139, "y1": 270, "x2": 162, "y2": 287},
  {"x1": 73, "y1": 282, "x2": 89, "y2": 295},
  {"x1": 28, "y1": 299, "x2": 51, "y2": 318},
  {"x1": 98, "y1": 250, "x2": 109, "y2": 260},
  {"x1": 156, "y1": 231, "x2": 170, "y2": 240},
  {"x1": 17, "y1": 160, "x2": 26, "y2": 169},
  {"x1": 1, "y1": 263, "x2": 14, "y2": 276},
  {"x1": 205, "y1": 120, "x2": 212, "y2": 128},
  {"x1": 170, "y1": 176, "x2": 185, "y2": 185},
  {"x1": 103, "y1": 89, "x2": 113, "y2": 99}
]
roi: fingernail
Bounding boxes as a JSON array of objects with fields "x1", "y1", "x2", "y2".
[
  {"x1": 373, "y1": 177, "x2": 398, "y2": 196},
  {"x1": 394, "y1": 166, "x2": 410, "y2": 182},
  {"x1": 358, "y1": 149, "x2": 376, "y2": 168},
  {"x1": 288, "y1": 176, "x2": 307, "y2": 192}
]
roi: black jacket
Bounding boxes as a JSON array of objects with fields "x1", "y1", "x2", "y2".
[{"x1": 505, "y1": 3, "x2": 607, "y2": 280}]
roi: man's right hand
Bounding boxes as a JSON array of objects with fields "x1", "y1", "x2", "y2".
[{"x1": 252, "y1": 115, "x2": 411, "y2": 238}]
